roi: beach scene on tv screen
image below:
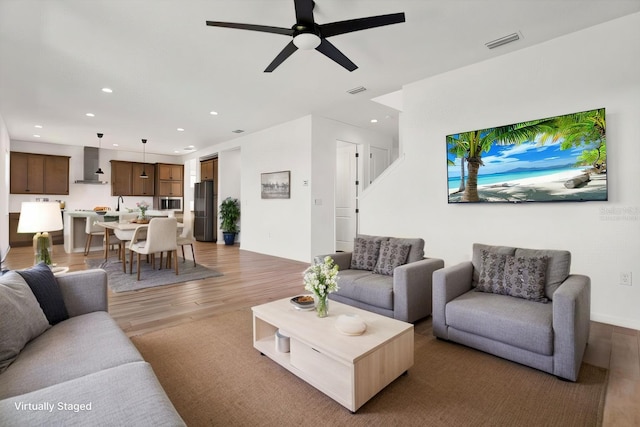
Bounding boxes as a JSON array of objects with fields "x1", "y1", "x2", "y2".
[{"x1": 447, "y1": 108, "x2": 607, "y2": 203}]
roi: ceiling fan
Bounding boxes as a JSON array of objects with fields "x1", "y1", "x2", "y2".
[{"x1": 206, "y1": 0, "x2": 405, "y2": 72}]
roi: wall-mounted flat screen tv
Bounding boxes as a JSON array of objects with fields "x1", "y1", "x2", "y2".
[{"x1": 446, "y1": 107, "x2": 607, "y2": 203}]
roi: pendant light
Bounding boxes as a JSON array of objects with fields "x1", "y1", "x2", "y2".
[
  {"x1": 140, "y1": 139, "x2": 148, "y2": 178},
  {"x1": 95, "y1": 133, "x2": 104, "y2": 175}
]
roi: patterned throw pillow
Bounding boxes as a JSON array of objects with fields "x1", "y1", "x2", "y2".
[
  {"x1": 503, "y1": 255, "x2": 549, "y2": 302},
  {"x1": 350, "y1": 237, "x2": 382, "y2": 271},
  {"x1": 373, "y1": 240, "x2": 411, "y2": 276},
  {"x1": 476, "y1": 250, "x2": 508, "y2": 294}
]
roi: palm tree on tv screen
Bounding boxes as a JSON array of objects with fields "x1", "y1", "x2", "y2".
[{"x1": 449, "y1": 108, "x2": 605, "y2": 202}]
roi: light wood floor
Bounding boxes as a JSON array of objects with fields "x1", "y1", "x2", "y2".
[{"x1": 4, "y1": 243, "x2": 639, "y2": 426}]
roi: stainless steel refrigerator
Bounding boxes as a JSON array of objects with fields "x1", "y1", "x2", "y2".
[{"x1": 194, "y1": 181, "x2": 216, "y2": 242}]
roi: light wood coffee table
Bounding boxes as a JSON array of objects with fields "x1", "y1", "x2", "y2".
[{"x1": 252, "y1": 297, "x2": 414, "y2": 412}]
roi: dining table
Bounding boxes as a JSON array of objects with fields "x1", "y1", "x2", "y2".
[{"x1": 96, "y1": 220, "x2": 183, "y2": 272}]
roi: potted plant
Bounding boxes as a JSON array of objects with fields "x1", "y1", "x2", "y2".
[{"x1": 219, "y1": 197, "x2": 240, "y2": 245}]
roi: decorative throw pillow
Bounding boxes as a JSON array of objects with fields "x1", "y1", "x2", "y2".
[
  {"x1": 0, "y1": 271, "x2": 51, "y2": 373},
  {"x1": 17, "y1": 262, "x2": 69, "y2": 325},
  {"x1": 476, "y1": 250, "x2": 508, "y2": 294},
  {"x1": 503, "y1": 255, "x2": 549, "y2": 302},
  {"x1": 350, "y1": 237, "x2": 382, "y2": 271},
  {"x1": 373, "y1": 240, "x2": 411, "y2": 276}
]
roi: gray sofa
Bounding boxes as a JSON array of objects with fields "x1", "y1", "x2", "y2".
[
  {"x1": 316, "y1": 235, "x2": 444, "y2": 323},
  {"x1": 0, "y1": 268, "x2": 185, "y2": 426},
  {"x1": 433, "y1": 243, "x2": 591, "y2": 381}
]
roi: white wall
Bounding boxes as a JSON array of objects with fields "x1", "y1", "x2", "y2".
[
  {"x1": 360, "y1": 13, "x2": 640, "y2": 329},
  {"x1": 0, "y1": 114, "x2": 10, "y2": 261},
  {"x1": 311, "y1": 116, "x2": 396, "y2": 259},
  {"x1": 9, "y1": 140, "x2": 178, "y2": 213},
  {"x1": 218, "y1": 148, "x2": 241, "y2": 242},
  {"x1": 239, "y1": 116, "x2": 312, "y2": 262}
]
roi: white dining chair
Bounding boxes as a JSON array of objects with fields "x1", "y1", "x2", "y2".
[
  {"x1": 129, "y1": 217, "x2": 178, "y2": 280},
  {"x1": 113, "y1": 213, "x2": 145, "y2": 272},
  {"x1": 84, "y1": 217, "x2": 105, "y2": 256},
  {"x1": 177, "y1": 225, "x2": 196, "y2": 266}
]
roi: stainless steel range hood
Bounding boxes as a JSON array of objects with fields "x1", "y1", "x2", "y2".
[{"x1": 74, "y1": 147, "x2": 108, "y2": 184}]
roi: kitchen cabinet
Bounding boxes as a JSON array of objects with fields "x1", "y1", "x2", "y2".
[
  {"x1": 200, "y1": 158, "x2": 218, "y2": 181},
  {"x1": 111, "y1": 160, "x2": 155, "y2": 196},
  {"x1": 156, "y1": 163, "x2": 183, "y2": 196},
  {"x1": 111, "y1": 161, "x2": 133, "y2": 196},
  {"x1": 132, "y1": 163, "x2": 155, "y2": 195},
  {"x1": 10, "y1": 152, "x2": 70, "y2": 195},
  {"x1": 44, "y1": 155, "x2": 70, "y2": 195},
  {"x1": 157, "y1": 163, "x2": 183, "y2": 181},
  {"x1": 157, "y1": 181, "x2": 182, "y2": 197}
]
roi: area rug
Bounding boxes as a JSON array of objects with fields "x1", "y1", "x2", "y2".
[
  {"x1": 132, "y1": 309, "x2": 608, "y2": 426},
  {"x1": 85, "y1": 258, "x2": 223, "y2": 293}
]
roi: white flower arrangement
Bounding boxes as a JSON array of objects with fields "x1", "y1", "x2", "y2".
[
  {"x1": 303, "y1": 256, "x2": 339, "y2": 298},
  {"x1": 136, "y1": 201, "x2": 150, "y2": 217}
]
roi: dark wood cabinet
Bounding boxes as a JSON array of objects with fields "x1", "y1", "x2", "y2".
[
  {"x1": 111, "y1": 161, "x2": 133, "y2": 196},
  {"x1": 11, "y1": 152, "x2": 69, "y2": 195},
  {"x1": 111, "y1": 160, "x2": 155, "y2": 196},
  {"x1": 157, "y1": 164, "x2": 183, "y2": 181},
  {"x1": 157, "y1": 181, "x2": 182, "y2": 197},
  {"x1": 156, "y1": 163, "x2": 184, "y2": 196},
  {"x1": 132, "y1": 163, "x2": 155, "y2": 195},
  {"x1": 200, "y1": 158, "x2": 218, "y2": 181},
  {"x1": 44, "y1": 155, "x2": 70, "y2": 195}
]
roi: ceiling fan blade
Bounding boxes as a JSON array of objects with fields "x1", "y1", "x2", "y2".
[
  {"x1": 294, "y1": 0, "x2": 315, "y2": 25},
  {"x1": 320, "y1": 12, "x2": 405, "y2": 38},
  {"x1": 206, "y1": 21, "x2": 294, "y2": 36},
  {"x1": 315, "y1": 39, "x2": 357, "y2": 72},
  {"x1": 264, "y1": 41, "x2": 298, "y2": 72}
]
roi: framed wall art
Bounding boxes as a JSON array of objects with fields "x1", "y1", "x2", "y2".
[{"x1": 261, "y1": 170, "x2": 290, "y2": 199}]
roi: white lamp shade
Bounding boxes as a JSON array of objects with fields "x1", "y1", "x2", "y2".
[
  {"x1": 17, "y1": 202, "x2": 63, "y2": 233},
  {"x1": 293, "y1": 33, "x2": 321, "y2": 50}
]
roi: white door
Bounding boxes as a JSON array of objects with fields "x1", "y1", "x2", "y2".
[
  {"x1": 370, "y1": 146, "x2": 389, "y2": 184},
  {"x1": 335, "y1": 142, "x2": 359, "y2": 252}
]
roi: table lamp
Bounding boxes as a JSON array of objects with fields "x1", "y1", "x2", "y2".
[{"x1": 17, "y1": 201, "x2": 63, "y2": 265}]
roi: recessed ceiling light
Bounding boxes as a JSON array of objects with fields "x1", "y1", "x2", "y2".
[
  {"x1": 370, "y1": 119, "x2": 378, "y2": 123},
  {"x1": 34, "y1": 124, "x2": 43, "y2": 129},
  {"x1": 210, "y1": 111, "x2": 218, "y2": 115},
  {"x1": 183, "y1": 146, "x2": 196, "y2": 151},
  {"x1": 177, "y1": 128, "x2": 185, "y2": 132},
  {"x1": 112, "y1": 143, "x2": 119, "y2": 147},
  {"x1": 101, "y1": 88, "x2": 113, "y2": 93},
  {"x1": 86, "y1": 113, "x2": 95, "y2": 117},
  {"x1": 174, "y1": 150, "x2": 181, "y2": 153},
  {"x1": 33, "y1": 134, "x2": 41, "y2": 138},
  {"x1": 232, "y1": 129, "x2": 245, "y2": 134}
]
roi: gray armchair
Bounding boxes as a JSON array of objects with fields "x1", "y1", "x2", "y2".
[
  {"x1": 433, "y1": 243, "x2": 591, "y2": 381},
  {"x1": 316, "y1": 235, "x2": 444, "y2": 323}
]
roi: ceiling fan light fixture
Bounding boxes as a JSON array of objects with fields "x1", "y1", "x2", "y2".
[{"x1": 293, "y1": 33, "x2": 321, "y2": 50}]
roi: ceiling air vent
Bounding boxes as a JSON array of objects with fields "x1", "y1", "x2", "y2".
[
  {"x1": 485, "y1": 32, "x2": 520, "y2": 49},
  {"x1": 347, "y1": 86, "x2": 367, "y2": 95},
  {"x1": 232, "y1": 129, "x2": 245, "y2": 134}
]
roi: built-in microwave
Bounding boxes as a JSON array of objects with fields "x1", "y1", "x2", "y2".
[{"x1": 156, "y1": 197, "x2": 182, "y2": 211}]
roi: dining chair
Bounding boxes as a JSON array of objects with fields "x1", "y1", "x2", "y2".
[
  {"x1": 129, "y1": 217, "x2": 178, "y2": 281},
  {"x1": 114, "y1": 213, "x2": 145, "y2": 272},
  {"x1": 84, "y1": 217, "x2": 109, "y2": 256},
  {"x1": 177, "y1": 225, "x2": 196, "y2": 266}
]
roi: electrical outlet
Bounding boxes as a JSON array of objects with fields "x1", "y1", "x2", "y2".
[{"x1": 620, "y1": 272, "x2": 632, "y2": 286}]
